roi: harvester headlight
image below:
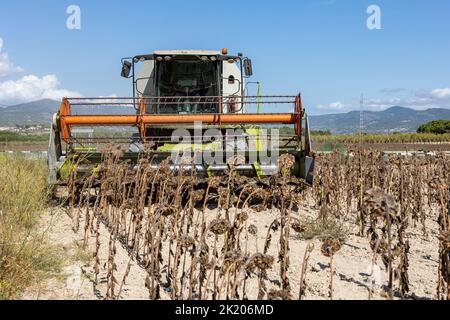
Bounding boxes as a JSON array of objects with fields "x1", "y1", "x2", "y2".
[
  {"x1": 201, "y1": 56, "x2": 208, "y2": 61},
  {"x1": 210, "y1": 56, "x2": 217, "y2": 61},
  {"x1": 164, "y1": 56, "x2": 172, "y2": 61},
  {"x1": 156, "y1": 56, "x2": 163, "y2": 62}
]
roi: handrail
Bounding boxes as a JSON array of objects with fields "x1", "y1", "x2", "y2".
[
  {"x1": 58, "y1": 95, "x2": 304, "y2": 143},
  {"x1": 67, "y1": 95, "x2": 297, "y2": 100}
]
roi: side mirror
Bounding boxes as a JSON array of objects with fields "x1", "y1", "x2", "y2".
[
  {"x1": 243, "y1": 59, "x2": 253, "y2": 77},
  {"x1": 121, "y1": 60, "x2": 132, "y2": 78}
]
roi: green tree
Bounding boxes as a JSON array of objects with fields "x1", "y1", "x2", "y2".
[{"x1": 417, "y1": 120, "x2": 450, "y2": 134}]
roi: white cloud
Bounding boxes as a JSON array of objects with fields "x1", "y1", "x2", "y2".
[
  {"x1": 317, "y1": 101, "x2": 346, "y2": 110},
  {"x1": 329, "y1": 101, "x2": 345, "y2": 110},
  {"x1": 430, "y1": 88, "x2": 450, "y2": 99},
  {"x1": 0, "y1": 38, "x2": 83, "y2": 105},
  {"x1": 365, "y1": 87, "x2": 450, "y2": 110},
  {"x1": 0, "y1": 74, "x2": 82, "y2": 105},
  {"x1": 364, "y1": 98, "x2": 404, "y2": 110},
  {"x1": 0, "y1": 38, "x2": 24, "y2": 77},
  {"x1": 316, "y1": 87, "x2": 450, "y2": 114},
  {"x1": 380, "y1": 88, "x2": 406, "y2": 94}
]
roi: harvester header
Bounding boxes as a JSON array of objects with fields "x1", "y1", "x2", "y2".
[{"x1": 48, "y1": 49, "x2": 314, "y2": 185}]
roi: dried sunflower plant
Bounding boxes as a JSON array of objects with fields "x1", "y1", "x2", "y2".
[
  {"x1": 67, "y1": 150, "x2": 309, "y2": 300},
  {"x1": 65, "y1": 147, "x2": 449, "y2": 300}
]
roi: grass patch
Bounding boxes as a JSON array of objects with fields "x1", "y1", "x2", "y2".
[
  {"x1": 71, "y1": 241, "x2": 92, "y2": 265},
  {"x1": 319, "y1": 141, "x2": 346, "y2": 152},
  {"x1": 0, "y1": 131, "x2": 49, "y2": 143},
  {"x1": 298, "y1": 207, "x2": 349, "y2": 243},
  {"x1": 312, "y1": 132, "x2": 450, "y2": 144},
  {"x1": 0, "y1": 154, "x2": 63, "y2": 299}
]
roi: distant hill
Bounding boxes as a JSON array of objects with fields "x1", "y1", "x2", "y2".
[
  {"x1": 1, "y1": 100, "x2": 450, "y2": 134},
  {"x1": 0, "y1": 99, "x2": 135, "y2": 126},
  {"x1": 309, "y1": 106, "x2": 450, "y2": 134},
  {"x1": 0, "y1": 99, "x2": 60, "y2": 125}
]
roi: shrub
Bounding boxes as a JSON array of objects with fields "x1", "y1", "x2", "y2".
[
  {"x1": 417, "y1": 120, "x2": 450, "y2": 134},
  {"x1": 0, "y1": 155, "x2": 62, "y2": 299},
  {"x1": 0, "y1": 131, "x2": 49, "y2": 142}
]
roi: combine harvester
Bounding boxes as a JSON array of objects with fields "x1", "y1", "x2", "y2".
[{"x1": 48, "y1": 49, "x2": 314, "y2": 185}]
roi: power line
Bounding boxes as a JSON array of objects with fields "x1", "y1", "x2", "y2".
[{"x1": 359, "y1": 94, "x2": 364, "y2": 146}]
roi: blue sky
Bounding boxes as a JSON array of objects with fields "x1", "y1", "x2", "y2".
[{"x1": 0, "y1": 0, "x2": 449, "y2": 114}]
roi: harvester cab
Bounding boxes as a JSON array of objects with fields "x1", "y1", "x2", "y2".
[{"x1": 48, "y1": 49, "x2": 315, "y2": 185}]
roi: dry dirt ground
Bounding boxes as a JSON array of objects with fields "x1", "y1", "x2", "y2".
[
  {"x1": 22, "y1": 201, "x2": 441, "y2": 301},
  {"x1": 0, "y1": 142, "x2": 48, "y2": 152}
]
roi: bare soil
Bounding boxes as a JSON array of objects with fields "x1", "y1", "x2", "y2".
[
  {"x1": 313, "y1": 142, "x2": 450, "y2": 152},
  {"x1": 23, "y1": 202, "x2": 440, "y2": 300},
  {"x1": 357, "y1": 143, "x2": 450, "y2": 152},
  {"x1": 0, "y1": 142, "x2": 48, "y2": 152}
]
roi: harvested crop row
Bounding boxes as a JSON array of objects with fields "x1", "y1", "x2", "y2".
[{"x1": 66, "y1": 149, "x2": 449, "y2": 300}]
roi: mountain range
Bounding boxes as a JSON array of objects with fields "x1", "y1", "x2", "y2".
[
  {"x1": 1, "y1": 99, "x2": 449, "y2": 134},
  {"x1": 309, "y1": 106, "x2": 450, "y2": 134},
  {"x1": 0, "y1": 99, "x2": 135, "y2": 126},
  {"x1": 0, "y1": 99, "x2": 61, "y2": 126}
]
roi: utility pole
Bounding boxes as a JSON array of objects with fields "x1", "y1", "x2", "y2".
[
  {"x1": 358, "y1": 93, "x2": 365, "y2": 236},
  {"x1": 359, "y1": 94, "x2": 364, "y2": 147}
]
